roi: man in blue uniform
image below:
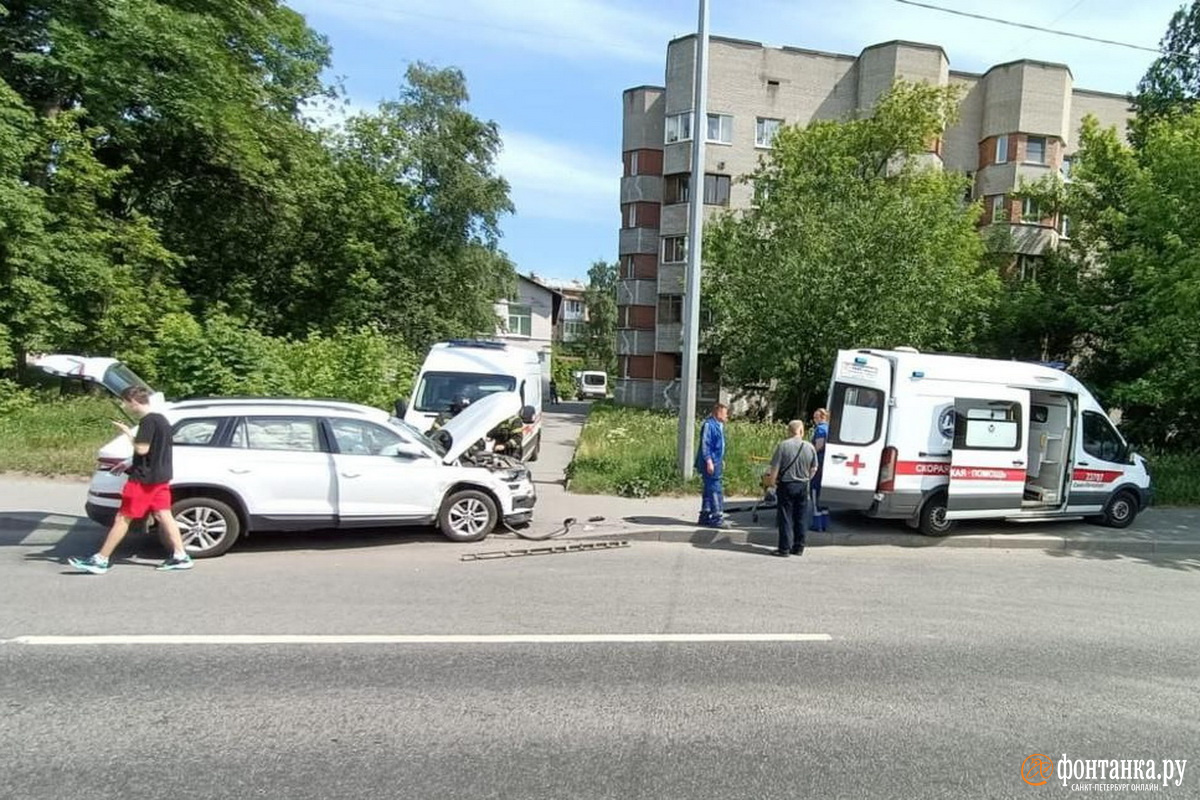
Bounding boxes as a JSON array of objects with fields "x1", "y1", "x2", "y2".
[{"x1": 695, "y1": 403, "x2": 730, "y2": 529}]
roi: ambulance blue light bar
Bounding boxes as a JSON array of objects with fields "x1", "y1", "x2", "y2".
[
  {"x1": 912, "y1": 371, "x2": 925, "y2": 378},
  {"x1": 854, "y1": 356, "x2": 868, "y2": 365}
]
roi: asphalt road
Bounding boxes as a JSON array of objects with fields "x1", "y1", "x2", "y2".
[{"x1": 3, "y1": 534, "x2": 1199, "y2": 799}]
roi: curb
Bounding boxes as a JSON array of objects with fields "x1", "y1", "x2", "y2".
[{"x1": 560, "y1": 526, "x2": 1200, "y2": 556}]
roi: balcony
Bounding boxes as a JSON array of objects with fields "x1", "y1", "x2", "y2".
[{"x1": 616, "y1": 329, "x2": 656, "y2": 356}]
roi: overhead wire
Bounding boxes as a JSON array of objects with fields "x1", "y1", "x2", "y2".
[{"x1": 892, "y1": 0, "x2": 1196, "y2": 59}]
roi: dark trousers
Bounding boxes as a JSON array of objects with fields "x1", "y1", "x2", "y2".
[{"x1": 776, "y1": 481, "x2": 809, "y2": 553}]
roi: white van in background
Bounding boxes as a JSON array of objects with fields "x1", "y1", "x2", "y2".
[
  {"x1": 400, "y1": 340, "x2": 544, "y2": 461},
  {"x1": 575, "y1": 370, "x2": 608, "y2": 400},
  {"x1": 821, "y1": 347, "x2": 1153, "y2": 536}
]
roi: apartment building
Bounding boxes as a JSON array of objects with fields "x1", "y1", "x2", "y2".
[
  {"x1": 535, "y1": 277, "x2": 589, "y2": 344},
  {"x1": 617, "y1": 35, "x2": 1132, "y2": 409}
]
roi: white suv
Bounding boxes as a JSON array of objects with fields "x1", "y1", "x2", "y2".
[{"x1": 32, "y1": 355, "x2": 537, "y2": 557}]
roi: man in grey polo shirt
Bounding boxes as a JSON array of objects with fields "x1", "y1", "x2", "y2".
[{"x1": 765, "y1": 419, "x2": 819, "y2": 557}]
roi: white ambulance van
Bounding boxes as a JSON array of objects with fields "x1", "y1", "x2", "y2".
[
  {"x1": 400, "y1": 340, "x2": 544, "y2": 461},
  {"x1": 821, "y1": 348, "x2": 1152, "y2": 536}
]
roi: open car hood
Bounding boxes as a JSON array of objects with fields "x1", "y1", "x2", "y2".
[
  {"x1": 28, "y1": 354, "x2": 164, "y2": 408},
  {"x1": 436, "y1": 390, "x2": 522, "y2": 464}
]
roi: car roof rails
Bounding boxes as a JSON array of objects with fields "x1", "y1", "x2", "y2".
[{"x1": 444, "y1": 339, "x2": 508, "y2": 350}]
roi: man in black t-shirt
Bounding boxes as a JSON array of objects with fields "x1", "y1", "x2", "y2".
[{"x1": 70, "y1": 385, "x2": 193, "y2": 574}]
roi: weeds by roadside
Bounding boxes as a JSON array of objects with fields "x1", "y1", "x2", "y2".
[
  {"x1": 568, "y1": 402, "x2": 788, "y2": 497},
  {"x1": 0, "y1": 395, "x2": 115, "y2": 476}
]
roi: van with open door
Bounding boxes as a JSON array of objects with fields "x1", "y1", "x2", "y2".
[{"x1": 821, "y1": 348, "x2": 1152, "y2": 536}]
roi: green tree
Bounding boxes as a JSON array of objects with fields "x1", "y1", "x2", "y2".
[
  {"x1": 581, "y1": 259, "x2": 617, "y2": 373},
  {"x1": 1133, "y1": 1, "x2": 1200, "y2": 130},
  {"x1": 705, "y1": 81, "x2": 997, "y2": 415},
  {"x1": 1062, "y1": 112, "x2": 1200, "y2": 448}
]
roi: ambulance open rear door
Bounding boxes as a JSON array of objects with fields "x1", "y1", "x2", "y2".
[{"x1": 822, "y1": 351, "x2": 893, "y2": 511}]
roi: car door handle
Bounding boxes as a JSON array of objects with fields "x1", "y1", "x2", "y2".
[
  {"x1": 228, "y1": 468, "x2": 252, "y2": 474},
  {"x1": 830, "y1": 454, "x2": 847, "y2": 462},
  {"x1": 1013, "y1": 460, "x2": 1025, "y2": 466},
  {"x1": 340, "y1": 472, "x2": 361, "y2": 479},
  {"x1": 1077, "y1": 461, "x2": 1090, "y2": 466}
]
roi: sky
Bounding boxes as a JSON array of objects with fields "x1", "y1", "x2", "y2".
[{"x1": 286, "y1": 0, "x2": 1187, "y2": 283}]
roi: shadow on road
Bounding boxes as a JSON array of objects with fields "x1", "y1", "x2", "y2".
[{"x1": 1043, "y1": 547, "x2": 1200, "y2": 571}]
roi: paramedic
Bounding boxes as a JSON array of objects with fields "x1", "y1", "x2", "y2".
[
  {"x1": 809, "y1": 408, "x2": 830, "y2": 532},
  {"x1": 695, "y1": 403, "x2": 730, "y2": 529},
  {"x1": 765, "y1": 420, "x2": 819, "y2": 557}
]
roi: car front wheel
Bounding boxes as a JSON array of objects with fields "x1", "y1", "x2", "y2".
[
  {"x1": 172, "y1": 497, "x2": 242, "y2": 558},
  {"x1": 1099, "y1": 490, "x2": 1138, "y2": 529},
  {"x1": 438, "y1": 489, "x2": 497, "y2": 542}
]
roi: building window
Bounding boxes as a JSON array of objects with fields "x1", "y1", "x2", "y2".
[
  {"x1": 1017, "y1": 255, "x2": 1041, "y2": 282},
  {"x1": 664, "y1": 174, "x2": 689, "y2": 205},
  {"x1": 624, "y1": 203, "x2": 637, "y2": 228},
  {"x1": 563, "y1": 320, "x2": 587, "y2": 341},
  {"x1": 703, "y1": 174, "x2": 731, "y2": 206},
  {"x1": 1058, "y1": 214, "x2": 1071, "y2": 238},
  {"x1": 1061, "y1": 156, "x2": 1073, "y2": 181},
  {"x1": 628, "y1": 151, "x2": 639, "y2": 176},
  {"x1": 1026, "y1": 136, "x2": 1047, "y2": 164},
  {"x1": 565, "y1": 299, "x2": 583, "y2": 316},
  {"x1": 755, "y1": 117, "x2": 782, "y2": 147},
  {"x1": 662, "y1": 236, "x2": 687, "y2": 263},
  {"x1": 1021, "y1": 197, "x2": 1042, "y2": 223},
  {"x1": 657, "y1": 294, "x2": 683, "y2": 324},
  {"x1": 507, "y1": 303, "x2": 532, "y2": 337},
  {"x1": 706, "y1": 113, "x2": 733, "y2": 144},
  {"x1": 665, "y1": 112, "x2": 692, "y2": 143},
  {"x1": 991, "y1": 194, "x2": 1007, "y2": 223},
  {"x1": 995, "y1": 134, "x2": 1009, "y2": 164}
]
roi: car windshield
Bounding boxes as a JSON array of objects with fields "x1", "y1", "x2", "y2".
[
  {"x1": 413, "y1": 371, "x2": 517, "y2": 413},
  {"x1": 389, "y1": 416, "x2": 446, "y2": 457}
]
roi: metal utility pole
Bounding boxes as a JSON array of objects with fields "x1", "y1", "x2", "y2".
[{"x1": 676, "y1": 0, "x2": 709, "y2": 479}]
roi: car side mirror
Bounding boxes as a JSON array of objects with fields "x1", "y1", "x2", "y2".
[
  {"x1": 520, "y1": 404, "x2": 536, "y2": 424},
  {"x1": 394, "y1": 398, "x2": 408, "y2": 418},
  {"x1": 380, "y1": 442, "x2": 429, "y2": 459}
]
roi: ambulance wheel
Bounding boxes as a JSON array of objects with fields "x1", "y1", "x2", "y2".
[
  {"x1": 1098, "y1": 490, "x2": 1138, "y2": 529},
  {"x1": 918, "y1": 493, "x2": 956, "y2": 537}
]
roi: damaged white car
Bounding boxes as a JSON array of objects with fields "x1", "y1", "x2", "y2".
[{"x1": 30, "y1": 355, "x2": 538, "y2": 557}]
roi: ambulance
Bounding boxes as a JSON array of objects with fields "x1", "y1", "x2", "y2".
[{"x1": 821, "y1": 348, "x2": 1152, "y2": 536}]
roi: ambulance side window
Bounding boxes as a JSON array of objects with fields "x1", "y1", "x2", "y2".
[
  {"x1": 953, "y1": 399, "x2": 1021, "y2": 451},
  {"x1": 829, "y1": 383, "x2": 884, "y2": 445},
  {"x1": 1082, "y1": 411, "x2": 1125, "y2": 463}
]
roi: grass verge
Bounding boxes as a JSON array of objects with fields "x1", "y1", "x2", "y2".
[
  {"x1": 567, "y1": 402, "x2": 787, "y2": 497},
  {"x1": 1142, "y1": 450, "x2": 1200, "y2": 507},
  {"x1": 0, "y1": 395, "x2": 116, "y2": 476}
]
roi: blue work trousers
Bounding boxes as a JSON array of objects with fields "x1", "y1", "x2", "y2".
[{"x1": 699, "y1": 473, "x2": 725, "y2": 523}]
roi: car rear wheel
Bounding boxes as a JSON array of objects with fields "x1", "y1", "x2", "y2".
[
  {"x1": 438, "y1": 489, "x2": 497, "y2": 542},
  {"x1": 918, "y1": 493, "x2": 956, "y2": 537},
  {"x1": 172, "y1": 497, "x2": 242, "y2": 558}
]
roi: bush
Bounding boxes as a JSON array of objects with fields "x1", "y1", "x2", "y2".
[{"x1": 150, "y1": 311, "x2": 418, "y2": 410}]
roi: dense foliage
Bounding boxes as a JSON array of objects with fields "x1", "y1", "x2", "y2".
[{"x1": 0, "y1": 0, "x2": 514, "y2": 409}]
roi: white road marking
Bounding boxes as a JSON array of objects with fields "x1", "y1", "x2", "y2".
[{"x1": 2, "y1": 633, "x2": 832, "y2": 646}]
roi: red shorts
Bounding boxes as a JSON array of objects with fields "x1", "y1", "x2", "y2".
[{"x1": 119, "y1": 481, "x2": 173, "y2": 519}]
